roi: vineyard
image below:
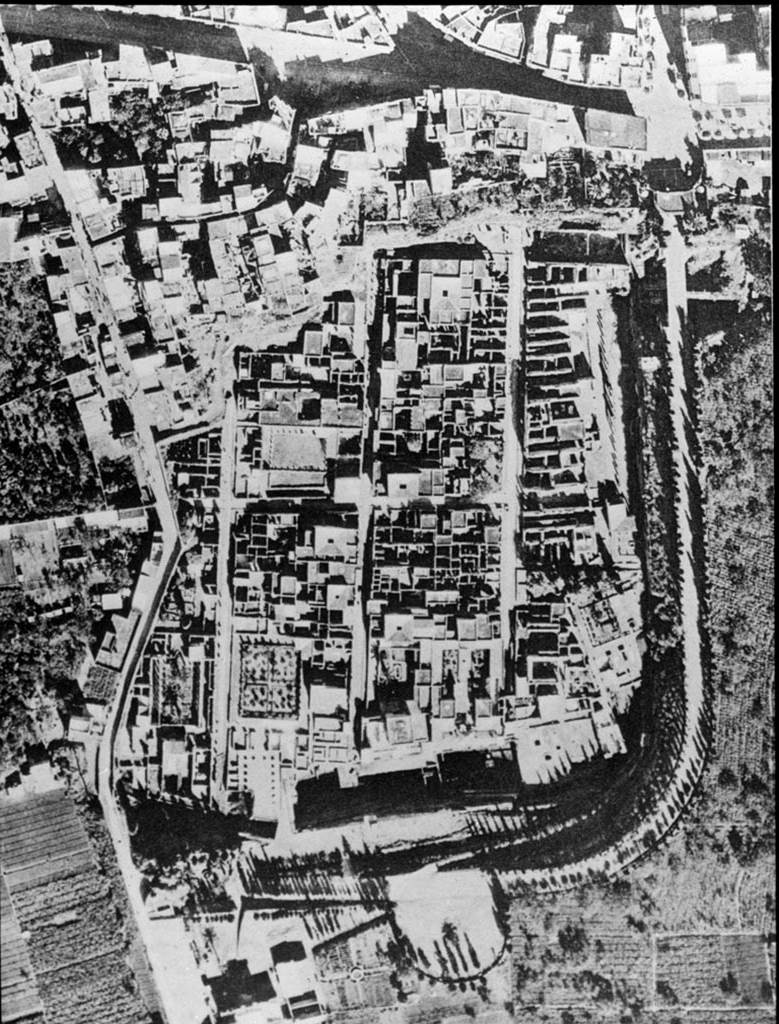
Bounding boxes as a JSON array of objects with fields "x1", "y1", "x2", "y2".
[
  {"x1": 512, "y1": 888, "x2": 653, "y2": 1013},
  {"x1": 0, "y1": 788, "x2": 153, "y2": 1024},
  {"x1": 510, "y1": 879, "x2": 776, "y2": 1021},
  {"x1": 36, "y1": 949, "x2": 148, "y2": 1024},
  {"x1": 653, "y1": 932, "x2": 772, "y2": 1008},
  {"x1": 27, "y1": 904, "x2": 123, "y2": 975},
  {"x1": 13, "y1": 870, "x2": 108, "y2": 929}
]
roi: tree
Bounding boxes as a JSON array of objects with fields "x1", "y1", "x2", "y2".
[
  {"x1": 0, "y1": 264, "x2": 63, "y2": 400},
  {"x1": 449, "y1": 151, "x2": 521, "y2": 188},
  {"x1": 741, "y1": 233, "x2": 771, "y2": 297},
  {"x1": 409, "y1": 198, "x2": 446, "y2": 235},
  {"x1": 657, "y1": 980, "x2": 679, "y2": 1004},
  {"x1": 715, "y1": 202, "x2": 740, "y2": 230},
  {"x1": 362, "y1": 186, "x2": 389, "y2": 222},
  {"x1": 719, "y1": 971, "x2": 738, "y2": 995},
  {"x1": 56, "y1": 89, "x2": 175, "y2": 166},
  {"x1": 683, "y1": 209, "x2": 711, "y2": 236},
  {"x1": 557, "y1": 922, "x2": 589, "y2": 957},
  {"x1": 98, "y1": 455, "x2": 142, "y2": 509}
]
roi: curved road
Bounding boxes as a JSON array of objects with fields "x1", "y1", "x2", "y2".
[
  {"x1": 422, "y1": 214, "x2": 710, "y2": 890},
  {"x1": 1, "y1": 2, "x2": 711, "y2": 915}
]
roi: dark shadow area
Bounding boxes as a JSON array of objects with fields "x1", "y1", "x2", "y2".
[
  {"x1": 256, "y1": 14, "x2": 635, "y2": 120},
  {"x1": 3, "y1": 5, "x2": 245, "y2": 61},
  {"x1": 123, "y1": 786, "x2": 275, "y2": 868}
]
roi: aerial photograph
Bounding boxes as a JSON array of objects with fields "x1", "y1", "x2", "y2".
[{"x1": 0, "y1": 4, "x2": 772, "y2": 1024}]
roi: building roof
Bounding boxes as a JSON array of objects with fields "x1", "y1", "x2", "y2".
[{"x1": 584, "y1": 108, "x2": 647, "y2": 150}]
